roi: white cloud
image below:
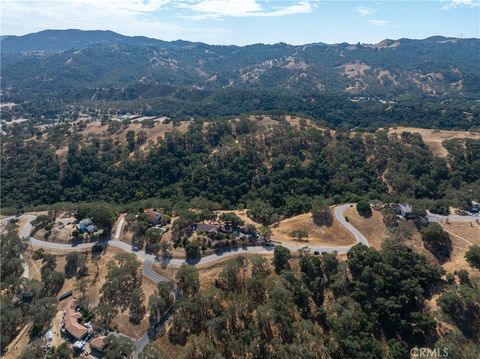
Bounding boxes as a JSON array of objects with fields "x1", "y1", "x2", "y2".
[
  {"x1": 368, "y1": 19, "x2": 389, "y2": 27},
  {"x1": 441, "y1": 0, "x2": 479, "y2": 10},
  {"x1": 0, "y1": 0, "x2": 227, "y2": 42},
  {"x1": 354, "y1": 6, "x2": 373, "y2": 16},
  {"x1": 180, "y1": 0, "x2": 312, "y2": 19}
]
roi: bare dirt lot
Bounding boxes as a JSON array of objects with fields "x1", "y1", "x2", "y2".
[
  {"x1": 215, "y1": 209, "x2": 261, "y2": 227},
  {"x1": 271, "y1": 211, "x2": 355, "y2": 247},
  {"x1": 388, "y1": 127, "x2": 480, "y2": 157}
]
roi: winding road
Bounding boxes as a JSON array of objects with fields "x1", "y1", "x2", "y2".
[{"x1": 7, "y1": 203, "x2": 368, "y2": 357}]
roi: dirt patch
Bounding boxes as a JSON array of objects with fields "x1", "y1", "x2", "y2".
[
  {"x1": 442, "y1": 222, "x2": 480, "y2": 244},
  {"x1": 151, "y1": 330, "x2": 183, "y2": 358},
  {"x1": 31, "y1": 247, "x2": 157, "y2": 340},
  {"x1": 343, "y1": 208, "x2": 389, "y2": 249},
  {"x1": 440, "y1": 222, "x2": 480, "y2": 274},
  {"x1": 0, "y1": 102, "x2": 17, "y2": 109},
  {"x1": 338, "y1": 62, "x2": 371, "y2": 79},
  {"x1": 79, "y1": 120, "x2": 190, "y2": 152},
  {"x1": 284, "y1": 57, "x2": 308, "y2": 71},
  {"x1": 215, "y1": 209, "x2": 261, "y2": 227},
  {"x1": 388, "y1": 127, "x2": 480, "y2": 157},
  {"x1": 271, "y1": 211, "x2": 355, "y2": 247},
  {"x1": 153, "y1": 253, "x2": 274, "y2": 289},
  {"x1": 2, "y1": 323, "x2": 32, "y2": 359}
]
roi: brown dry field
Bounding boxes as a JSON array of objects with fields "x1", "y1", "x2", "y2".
[
  {"x1": 388, "y1": 127, "x2": 480, "y2": 157},
  {"x1": 440, "y1": 222, "x2": 480, "y2": 274},
  {"x1": 271, "y1": 211, "x2": 355, "y2": 247},
  {"x1": 153, "y1": 253, "x2": 273, "y2": 289},
  {"x1": 215, "y1": 209, "x2": 260, "y2": 227},
  {"x1": 53, "y1": 119, "x2": 190, "y2": 162},
  {"x1": 442, "y1": 222, "x2": 480, "y2": 244},
  {"x1": 151, "y1": 327, "x2": 183, "y2": 358},
  {"x1": 80, "y1": 120, "x2": 190, "y2": 148},
  {"x1": 34, "y1": 212, "x2": 77, "y2": 244},
  {"x1": 24, "y1": 247, "x2": 156, "y2": 339},
  {"x1": 344, "y1": 207, "x2": 389, "y2": 249},
  {"x1": 2, "y1": 323, "x2": 33, "y2": 359}
]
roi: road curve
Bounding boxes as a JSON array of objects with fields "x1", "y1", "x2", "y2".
[
  {"x1": 14, "y1": 203, "x2": 369, "y2": 270},
  {"x1": 8, "y1": 203, "x2": 368, "y2": 357}
]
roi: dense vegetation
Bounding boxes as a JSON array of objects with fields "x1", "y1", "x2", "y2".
[
  {"x1": 2, "y1": 30, "x2": 480, "y2": 128},
  {"x1": 1, "y1": 221, "x2": 64, "y2": 354},
  {"x1": 2, "y1": 119, "x2": 479, "y2": 222},
  {"x1": 163, "y1": 239, "x2": 480, "y2": 358}
]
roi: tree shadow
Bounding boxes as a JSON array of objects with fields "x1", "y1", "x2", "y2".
[
  {"x1": 313, "y1": 216, "x2": 333, "y2": 227},
  {"x1": 358, "y1": 208, "x2": 373, "y2": 219},
  {"x1": 423, "y1": 239, "x2": 453, "y2": 264}
]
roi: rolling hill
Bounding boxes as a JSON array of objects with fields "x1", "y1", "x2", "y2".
[{"x1": 1, "y1": 30, "x2": 480, "y2": 128}]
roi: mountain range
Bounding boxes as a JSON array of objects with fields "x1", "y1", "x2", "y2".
[{"x1": 1, "y1": 30, "x2": 479, "y2": 123}]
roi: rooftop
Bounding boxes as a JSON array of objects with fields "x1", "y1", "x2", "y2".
[{"x1": 62, "y1": 297, "x2": 88, "y2": 340}]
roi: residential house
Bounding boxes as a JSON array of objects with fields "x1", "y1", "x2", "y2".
[
  {"x1": 145, "y1": 210, "x2": 163, "y2": 225},
  {"x1": 62, "y1": 297, "x2": 89, "y2": 340},
  {"x1": 396, "y1": 204, "x2": 413, "y2": 218},
  {"x1": 77, "y1": 218, "x2": 96, "y2": 233},
  {"x1": 194, "y1": 223, "x2": 219, "y2": 233},
  {"x1": 469, "y1": 201, "x2": 480, "y2": 214},
  {"x1": 90, "y1": 336, "x2": 106, "y2": 352}
]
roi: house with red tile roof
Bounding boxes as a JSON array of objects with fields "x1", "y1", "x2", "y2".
[{"x1": 61, "y1": 297, "x2": 89, "y2": 340}]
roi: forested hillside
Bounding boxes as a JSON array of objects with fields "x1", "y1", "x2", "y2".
[
  {"x1": 2, "y1": 30, "x2": 480, "y2": 128},
  {"x1": 2, "y1": 117, "x2": 479, "y2": 216},
  {"x1": 163, "y1": 244, "x2": 480, "y2": 358}
]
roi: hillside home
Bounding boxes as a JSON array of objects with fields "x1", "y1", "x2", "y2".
[
  {"x1": 61, "y1": 297, "x2": 89, "y2": 340},
  {"x1": 90, "y1": 336, "x2": 106, "y2": 352},
  {"x1": 77, "y1": 218, "x2": 96, "y2": 233},
  {"x1": 194, "y1": 223, "x2": 219, "y2": 233},
  {"x1": 396, "y1": 204, "x2": 413, "y2": 218},
  {"x1": 145, "y1": 209, "x2": 163, "y2": 225},
  {"x1": 470, "y1": 201, "x2": 480, "y2": 214}
]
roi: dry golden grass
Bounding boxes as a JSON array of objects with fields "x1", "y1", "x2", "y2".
[
  {"x1": 152, "y1": 329, "x2": 183, "y2": 358},
  {"x1": 26, "y1": 247, "x2": 157, "y2": 339},
  {"x1": 442, "y1": 222, "x2": 480, "y2": 244},
  {"x1": 388, "y1": 127, "x2": 480, "y2": 157},
  {"x1": 2, "y1": 323, "x2": 32, "y2": 359},
  {"x1": 80, "y1": 120, "x2": 190, "y2": 147},
  {"x1": 153, "y1": 253, "x2": 273, "y2": 289},
  {"x1": 53, "y1": 119, "x2": 191, "y2": 163},
  {"x1": 215, "y1": 209, "x2": 260, "y2": 227},
  {"x1": 271, "y1": 211, "x2": 355, "y2": 247},
  {"x1": 440, "y1": 222, "x2": 480, "y2": 274},
  {"x1": 343, "y1": 207, "x2": 389, "y2": 249}
]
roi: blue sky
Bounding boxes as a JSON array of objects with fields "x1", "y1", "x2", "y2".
[{"x1": 1, "y1": 0, "x2": 479, "y2": 45}]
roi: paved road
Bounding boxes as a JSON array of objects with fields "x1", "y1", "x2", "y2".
[
  {"x1": 8, "y1": 203, "x2": 367, "y2": 356},
  {"x1": 427, "y1": 211, "x2": 480, "y2": 223},
  {"x1": 6, "y1": 204, "x2": 478, "y2": 356},
  {"x1": 11, "y1": 204, "x2": 369, "y2": 270},
  {"x1": 17, "y1": 204, "x2": 366, "y2": 271}
]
